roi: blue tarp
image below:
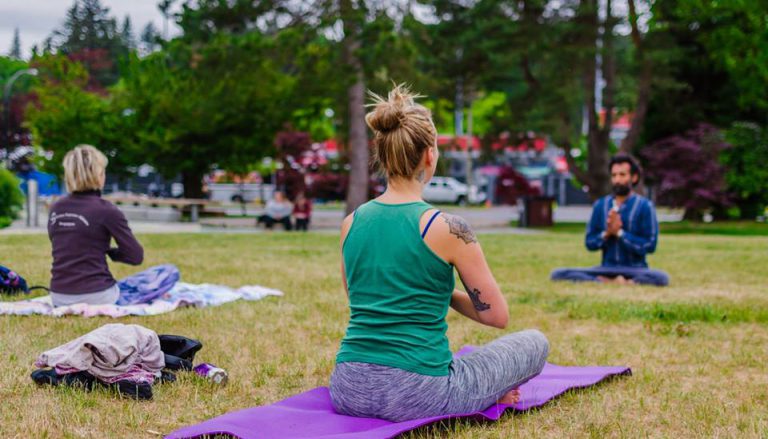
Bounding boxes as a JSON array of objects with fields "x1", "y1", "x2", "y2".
[{"x1": 17, "y1": 170, "x2": 61, "y2": 196}]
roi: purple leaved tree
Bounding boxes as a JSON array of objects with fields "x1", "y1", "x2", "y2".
[
  {"x1": 642, "y1": 124, "x2": 731, "y2": 221},
  {"x1": 274, "y1": 130, "x2": 312, "y2": 200}
]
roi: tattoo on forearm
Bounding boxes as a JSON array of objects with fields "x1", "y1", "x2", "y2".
[
  {"x1": 443, "y1": 214, "x2": 477, "y2": 244},
  {"x1": 468, "y1": 288, "x2": 491, "y2": 311}
]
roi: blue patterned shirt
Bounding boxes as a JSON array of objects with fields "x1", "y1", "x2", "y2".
[{"x1": 585, "y1": 194, "x2": 659, "y2": 268}]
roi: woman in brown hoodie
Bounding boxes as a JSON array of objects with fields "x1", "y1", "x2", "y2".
[{"x1": 47, "y1": 145, "x2": 143, "y2": 307}]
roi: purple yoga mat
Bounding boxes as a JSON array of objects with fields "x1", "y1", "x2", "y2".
[{"x1": 166, "y1": 347, "x2": 630, "y2": 439}]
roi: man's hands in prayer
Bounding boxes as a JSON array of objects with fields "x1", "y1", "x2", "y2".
[{"x1": 606, "y1": 209, "x2": 623, "y2": 237}]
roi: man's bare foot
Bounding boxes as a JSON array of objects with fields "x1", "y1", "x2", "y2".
[
  {"x1": 497, "y1": 388, "x2": 520, "y2": 405},
  {"x1": 614, "y1": 275, "x2": 635, "y2": 285},
  {"x1": 597, "y1": 275, "x2": 634, "y2": 285}
]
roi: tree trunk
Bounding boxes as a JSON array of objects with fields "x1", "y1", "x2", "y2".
[
  {"x1": 586, "y1": 140, "x2": 611, "y2": 199},
  {"x1": 619, "y1": 60, "x2": 652, "y2": 153},
  {"x1": 619, "y1": 0, "x2": 653, "y2": 154},
  {"x1": 600, "y1": 0, "x2": 616, "y2": 146},
  {"x1": 182, "y1": 169, "x2": 205, "y2": 199},
  {"x1": 582, "y1": 0, "x2": 611, "y2": 199},
  {"x1": 342, "y1": 0, "x2": 369, "y2": 216}
]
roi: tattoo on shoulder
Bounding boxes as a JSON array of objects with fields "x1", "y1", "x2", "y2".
[
  {"x1": 467, "y1": 288, "x2": 491, "y2": 311},
  {"x1": 443, "y1": 214, "x2": 477, "y2": 244}
]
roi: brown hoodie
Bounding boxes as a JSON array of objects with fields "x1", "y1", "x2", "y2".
[{"x1": 48, "y1": 191, "x2": 143, "y2": 294}]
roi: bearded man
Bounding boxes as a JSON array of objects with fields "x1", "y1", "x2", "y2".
[{"x1": 550, "y1": 155, "x2": 669, "y2": 286}]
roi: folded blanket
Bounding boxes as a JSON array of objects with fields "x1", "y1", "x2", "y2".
[
  {"x1": 0, "y1": 282, "x2": 283, "y2": 318},
  {"x1": 117, "y1": 264, "x2": 180, "y2": 306}
]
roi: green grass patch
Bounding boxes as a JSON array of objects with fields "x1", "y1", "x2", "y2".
[
  {"x1": 544, "y1": 220, "x2": 768, "y2": 236},
  {"x1": 0, "y1": 231, "x2": 766, "y2": 437},
  {"x1": 515, "y1": 292, "x2": 768, "y2": 324}
]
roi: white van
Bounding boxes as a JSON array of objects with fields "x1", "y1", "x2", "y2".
[
  {"x1": 422, "y1": 176, "x2": 486, "y2": 205},
  {"x1": 207, "y1": 183, "x2": 275, "y2": 203}
]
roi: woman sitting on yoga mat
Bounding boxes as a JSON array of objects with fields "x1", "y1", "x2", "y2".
[
  {"x1": 330, "y1": 85, "x2": 549, "y2": 422},
  {"x1": 47, "y1": 145, "x2": 143, "y2": 307}
]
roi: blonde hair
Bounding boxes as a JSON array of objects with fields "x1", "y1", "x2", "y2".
[
  {"x1": 366, "y1": 84, "x2": 437, "y2": 179},
  {"x1": 63, "y1": 145, "x2": 108, "y2": 192}
]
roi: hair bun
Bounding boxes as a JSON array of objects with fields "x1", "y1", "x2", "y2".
[
  {"x1": 365, "y1": 84, "x2": 435, "y2": 179},
  {"x1": 365, "y1": 84, "x2": 418, "y2": 133},
  {"x1": 366, "y1": 103, "x2": 404, "y2": 132}
]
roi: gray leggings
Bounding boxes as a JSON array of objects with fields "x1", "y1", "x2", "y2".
[{"x1": 329, "y1": 329, "x2": 549, "y2": 422}]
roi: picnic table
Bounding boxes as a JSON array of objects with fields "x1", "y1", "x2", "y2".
[{"x1": 104, "y1": 196, "x2": 215, "y2": 222}]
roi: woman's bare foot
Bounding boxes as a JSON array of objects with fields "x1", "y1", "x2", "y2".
[{"x1": 497, "y1": 388, "x2": 520, "y2": 405}]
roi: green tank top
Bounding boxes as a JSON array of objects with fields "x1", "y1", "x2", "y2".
[{"x1": 336, "y1": 200, "x2": 455, "y2": 376}]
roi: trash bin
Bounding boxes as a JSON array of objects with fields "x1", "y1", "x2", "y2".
[{"x1": 518, "y1": 196, "x2": 554, "y2": 227}]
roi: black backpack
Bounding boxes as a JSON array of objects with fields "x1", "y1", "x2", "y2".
[
  {"x1": 0, "y1": 265, "x2": 48, "y2": 295},
  {"x1": 159, "y1": 335, "x2": 203, "y2": 371}
]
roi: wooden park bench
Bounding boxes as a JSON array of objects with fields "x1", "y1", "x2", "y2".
[{"x1": 104, "y1": 195, "x2": 216, "y2": 222}]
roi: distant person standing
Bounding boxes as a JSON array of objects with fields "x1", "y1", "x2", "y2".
[
  {"x1": 550, "y1": 155, "x2": 669, "y2": 286},
  {"x1": 292, "y1": 192, "x2": 312, "y2": 231},
  {"x1": 48, "y1": 145, "x2": 144, "y2": 306},
  {"x1": 257, "y1": 191, "x2": 293, "y2": 230}
]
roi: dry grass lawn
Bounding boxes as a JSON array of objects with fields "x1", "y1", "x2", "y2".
[{"x1": 1, "y1": 230, "x2": 766, "y2": 438}]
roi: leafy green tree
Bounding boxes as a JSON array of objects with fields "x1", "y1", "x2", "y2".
[
  {"x1": 314, "y1": 1, "x2": 433, "y2": 213},
  {"x1": 645, "y1": 0, "x2": 768, "y2": 143},
  {"x1": 173, "y1": 1, "x2": 433, "y2": 210},
  {"x1": 1, "y1": 56, "x2": 36, "y2": 152},
  {"x1": 121, "y1": 32, "x2": 298, "y2": 197},
  {"x1": 722, "y1": 122, "x2": 768, "y2": 219},
  {"x1": 641, "y1": 0, "x2": 767, "y2": 220},
  {"x1": 150, "y1": 0, "x2": 349, "y2": 198},
  {"x1": 543, "y1": 0, "x2": 657, "y2": 198},
  {"x1": 409, "y1": 0, "x2": 654, "y2": 198},
  {"x1": 25, "y1": 54, "x2": 134, "y2": 178}
]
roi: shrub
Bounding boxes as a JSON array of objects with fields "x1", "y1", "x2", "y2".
[
  {"x1": 0, "y1": 168, "x2": 23, "y2": 228},
  {"x1": 642, "y1": 124, "x2": 730, "y2": 220}
]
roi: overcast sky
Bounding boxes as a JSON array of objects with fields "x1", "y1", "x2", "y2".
[{"x1": 0, "y1": 0, "x2": 180, "y2": 59}]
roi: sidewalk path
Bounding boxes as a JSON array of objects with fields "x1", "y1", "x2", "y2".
[{"x1": 2, "y1": 204, "x2": 682, "y2": 235}]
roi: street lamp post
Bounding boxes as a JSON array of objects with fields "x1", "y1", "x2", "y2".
[
  {"x1": 3, "y1": 68, "x2": 38, "y2": 154},
  {"x1": 3, "y1": 68, "x2": 39, "y2": 228}
]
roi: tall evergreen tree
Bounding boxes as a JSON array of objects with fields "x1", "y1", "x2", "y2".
[
  {"x1": 48, "y1": 0, "x2": 130, "y2": 87},
  {"x1": 121, "y1": 16, "x2": 136, "y2": 50},
  {"x1": 9, "y1": 28, "x2": 22, "y2": 59},
  {"x1": 140, "y1": 22, "x2": 161, "y2": 54}
]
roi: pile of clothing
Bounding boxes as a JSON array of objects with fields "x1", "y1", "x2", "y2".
[{"x1": 31, "y1": 324, "x2": 203, "y2": 400}]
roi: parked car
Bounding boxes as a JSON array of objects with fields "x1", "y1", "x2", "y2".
[{"x1": 422, "y1": 176, "x2": 486, "y2": 205}]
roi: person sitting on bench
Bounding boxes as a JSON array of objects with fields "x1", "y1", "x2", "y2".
[
  {"x1": 550, "y1": 155, "x2": 669, "y2": 286},
  {"x1": 257, "y1": 191, "x2": 293, "y2": 230}
]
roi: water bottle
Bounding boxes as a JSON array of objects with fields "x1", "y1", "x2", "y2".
[{"x1": 193, "y1": 363, "x2": 228, "y2": 385}]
